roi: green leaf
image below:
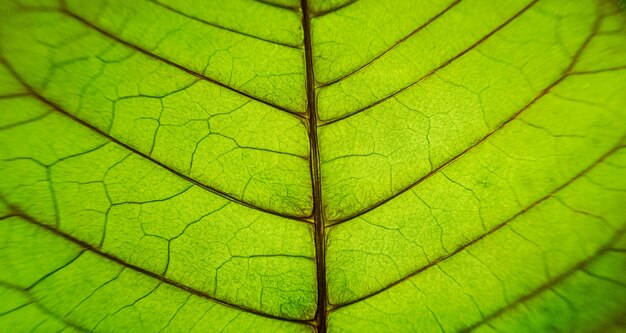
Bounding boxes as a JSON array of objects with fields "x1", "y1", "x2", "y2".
[{"x1": 1, "y1": 0, "x2": 625, "y2": 332}]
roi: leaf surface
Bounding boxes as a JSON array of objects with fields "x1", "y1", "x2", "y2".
[{"x1": 1, "y1": 0, "x2": 625, "y2": 332}]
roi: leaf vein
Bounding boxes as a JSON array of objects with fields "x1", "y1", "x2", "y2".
[
  {"x1": 149, "y1": 0, "x2": 303, "y2": 49},
  {"x1": 317, "y1": 0, "x2": 462, "y2": 87},
  {"x1": 329, "y1": 143, "x2": 624, "y2": 309},
  {"x1": 58, "y1": 6, "x2": 306, "y2": 119},
  {"x1": 319, "y1": 0, "x2": 539, "y2": 125},
  {"x1": 3, "y1": 206, "x2": 315, "y2": 326},
  {"x1": 312, "y1": 0, "x2": 359, "y2": 18},
  {"x1": 462, "y1": 227, "x2": 626, "y2": 332},
  {"x1": 0, "y1": 58, "x2": 312, "y2": 223},
  {"x1": 328, "y1": 11, "x2": 600, "y2": 224}
]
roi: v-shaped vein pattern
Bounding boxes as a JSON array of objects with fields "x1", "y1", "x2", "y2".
[
  {"x1": 1, "y1": 0, "x2": 626, "y2": 332},
  {"x1": 0, "y1": 0, "x2": 319, "y2": 324}
]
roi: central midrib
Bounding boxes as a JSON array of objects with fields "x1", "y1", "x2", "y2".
[{"x1": 300, "y1": 1, "x2": 328, "y2": 332}]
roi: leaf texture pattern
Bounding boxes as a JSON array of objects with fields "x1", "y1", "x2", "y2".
[{"x1": 0, "y1": 0, "x2": 625, "y2": 332}]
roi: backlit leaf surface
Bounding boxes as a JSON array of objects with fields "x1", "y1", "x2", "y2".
[{"x1": 0, "y1": 0, "x2": 625, "y2": 332}]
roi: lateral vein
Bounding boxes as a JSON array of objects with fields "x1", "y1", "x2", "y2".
[
  {"x1": 1, "y1": 204, "x2": 315, "y2": 326},
  {"x1": 56, "y1": 5, "x2": 307, "y2": 119},
  {"x1": 0, "y1": 58, "x2": 313, "y2": 224}
]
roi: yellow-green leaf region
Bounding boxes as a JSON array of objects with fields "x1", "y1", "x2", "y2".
[{"x1": 1, "y1": 0, "x2": 625, "y2": 332}]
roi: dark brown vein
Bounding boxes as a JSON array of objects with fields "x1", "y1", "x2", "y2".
[
  {"x1": 301, "y1": 0, "x2": 328, "y2": 332},
  {"x1": 25, "y1": 250, "x2": 86, "y2": 291},
  {"x1": 328, "y1": 9, "x2": 599, "y2": 225},
  {"x1": 462, "y1": 227, "x2": 626, "y2": 332},
  {"x1": 582, "y1": 269, "x2": 626, "y2": 289},
  {"x1": 311, "y1": 0, "x2": 358, "y2": 18},
  {"x1": 319, "y1": 0, "x2": 539, "y2": 126},
  {"x1": 330, "y1": 143, "x2": 625, "y2": 310},
  {"x1": 569, "y1": 64, "x2": 626, "y2": 75},
  {"x1": 56, "y1": 6, "x2": 307, "y2": 119},
  {"x1": 149, "y1": 0, "x2": 302, "y2": 49},
  {"x1": 0, "y1": 58, "x2": 312, "y2": 224},
  {"x1": 252, "y1": 0, "x2": 300, "y2": 11},
  {"x1": 0, "y1": 92, "x2": 30, "y2": 99},
  {"x1": 0, "y1": 281, "x2": 91, "y2": 332},
  {"x1": 0, "y1": 110, "x2": 52, "y2": 131},
  {"x1": 3, "y1": 205, "x2": 314, "y2": 326},
  {"x1": 317, "y1": 0, "x2": 462, "y2": 87}
]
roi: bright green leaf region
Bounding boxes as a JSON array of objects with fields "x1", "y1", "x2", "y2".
[{"x1": 1, "y1": 0, "x2": 625, "y2": 332}]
